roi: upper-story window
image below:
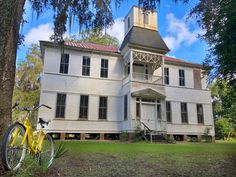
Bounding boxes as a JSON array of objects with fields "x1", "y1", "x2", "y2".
[
  {"x1": 143, "y1": 13, "x2": 149, "y2": 25},
  {"x1": 197, "y1": 104, "x2": 204, "y2": 124},
  {"x1": 164, "y1": 67, "x2": 169, "y2": 85},
  {"x1": 179, "y1": 69, "x2": 185, "y2": 86},
  {"x1": 193, "y1": 69, "x2": 202, "y2": 89},
  {"x1": 59, "y1": 54, "x2": 69, "y2": 74},
  {"x1": 181, "y1": 102, "x2": 188, "y2": 123},
  {"x1": 127, "y1": 17, "x2": 130, "y2": 29},
  {"x1": 56, "y1": 93, "x2": 66, "y2": 118},
  {"x1": 82, "y1": 56, "x2": 90, "y2": 76},
  {"x1": 99, "y1": 96, "x2": 107, "y2": 120},
  {"x1": 100, "y1": 59, "x2": 108, "y2": 78},
  {"x1": 145, "y1": 65, "x2": 149, "y2": 80}
]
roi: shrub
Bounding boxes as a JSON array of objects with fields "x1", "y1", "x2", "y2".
[
  {"x1": 120, "y1": 132, "x2": 129, "y2": 142},
  {"x1": 166, "y1": 135, "x2": 176, "y2": 144},
  {"x1": 215, "y1": 118, "x2": 235, "y2": 139}
]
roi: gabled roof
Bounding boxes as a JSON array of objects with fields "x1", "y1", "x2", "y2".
[
  {"x1": 164, "y1": 56, "x2": 202, "y2": 68},
  {"x1": 120, "y1": 26, "x2": 169, "y2": 53},
  {"x1": 40, "y1": 41, "x2": 201, "y2": 67},
  {"x1": 65, "y1": 41, "x2": 119, "y2": 53},
  {"x1": 131, "y1": 88, "x2": 165, "y2": 98}
]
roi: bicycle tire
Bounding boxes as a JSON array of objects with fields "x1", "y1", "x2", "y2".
[
  {"x1": 38, "y1": 134, "x2": 54, "y2": 168},
  {"x1": 1, "y1": 123, "x2": 27, "y2": 171}
]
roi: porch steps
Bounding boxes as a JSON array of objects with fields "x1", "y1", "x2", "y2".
[{"x1": 141, "y1": 122, "x2": 166, "y2": 143}]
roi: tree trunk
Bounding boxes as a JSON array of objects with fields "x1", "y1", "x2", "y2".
[{"x1": 0, "y1": 0, "x2": 26, "y2": 137}]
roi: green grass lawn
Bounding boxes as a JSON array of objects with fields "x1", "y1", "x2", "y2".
[
  {"x1": 45, "y1": 141, "x2": 236, "y2": 177},
  {"x1": 8, "y1": 141, "x2": 236, "y2": 177}
]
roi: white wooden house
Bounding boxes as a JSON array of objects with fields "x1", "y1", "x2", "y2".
[{"x1": 38, "y1": 6, "x2": 215, "y2": 141}]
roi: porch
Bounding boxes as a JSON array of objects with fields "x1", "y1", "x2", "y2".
[
  {"x1": 131, "y1": 88, "x2": 167, "y2": 133},
  {"x1": 123, "y1": 50, "x2": 164, "y2": 85}
]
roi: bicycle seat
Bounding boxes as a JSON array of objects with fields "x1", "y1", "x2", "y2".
[{"x1": 38, "y1": 117, "x2": 50, "y2": 125}]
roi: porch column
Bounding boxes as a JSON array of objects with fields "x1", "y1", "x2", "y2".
[
  {"x1": 130, "y1": 50, "x2": 133, "y2": 80},
  {"x1": 161, "y1": 55, "x2": 164, "y2": 84},
  {"x1": 60, "y1": 133, "x2": 66, "y2": 140},
  {"x1": 80, "y1": 133, "x2": 85, "y2": 140}
]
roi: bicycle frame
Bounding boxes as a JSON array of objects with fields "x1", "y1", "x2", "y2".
[{"x1": 11, "y1": 117, "x2": 46, "y2": 155}]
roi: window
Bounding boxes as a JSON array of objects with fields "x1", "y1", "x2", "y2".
[
  {"x1": 197, "y1": 104, "x2": 204, "y2": 124},
  {"x1": 100, "y1": 59, "x2": 108, "y2": 78},
  {"x1": 166, "y1": 101, "x2": 171, "y2": 123},
  {"x1": 157, "y1": 104, "x2": 161, "y2": 120},
  {"x1": 99, "y1": 97, "x2": 107, "y2": 119},
  {"x1": 164, "y1": 67, "x2": 169, "y2": 85},
  {"x1": 145, "y1": 65, "x2": 148, "y2": 80},
  {"x1": 181, "y1": 103, "x2": 188, "y2": 123},
  {"x1": 56, "y1": 93, "x2": 66, "y2": 118},
  {"x1": 127, "y1": 63, "x2": 130, "y2": 75},
  {"x1": 143, "y1": 13, "x2": 149, "y2": 25},
  {"x1": 59, "y1": 54, "x2": 69, "y2": 74},
  {"x1": 127, "y1": 17, "x2": 130, "y2": 29},
  {"x1": 79, "y1": 95, "x2": 89, "y2": 119},
  {"x1": 136, "y1": 102, "x2": 140, "y2": 118},
  {"x1": 124, "y1": 95, "x2": 128, "y2": 120},
  {"x1": 82, "y1": 56, "x2": 90, "y2": 76},
  {"x1": 193, "y1": 69, "x2": 202, "y2": 89},
  {"x1": 179, "y1": 69, "x2": 185, "y2": 86}
]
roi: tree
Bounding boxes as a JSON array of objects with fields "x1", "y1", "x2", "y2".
[
  {"x1": 0, "y1": 0, "x2": 161, "y2": 135},
  {"x1": 212, "y1": 79, "x2": 236, "y2": 120},
  {"x1": 211, "y1": 79, "x2": 236, "y2": 140},
  {"x1": 13, "y1": 44, "x2": 42, "y2": 125},
  {"x1": 215, "y1": 118, "x2": 235, "y2": 139},
  {"x1": 65, "y1": 28, "x2": 120, "y2": 47},
  {"x1": 188, "y1": 0, "x2": 236, "y2": 82}
]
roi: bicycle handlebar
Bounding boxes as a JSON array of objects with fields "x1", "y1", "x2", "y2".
[{"x1": 12, "y1": 102, "x2": 52, "y2": 112}]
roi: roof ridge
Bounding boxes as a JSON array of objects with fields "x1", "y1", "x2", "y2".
[{"x1": 65, "y1": 41, "x2": 118, "y2": 49}]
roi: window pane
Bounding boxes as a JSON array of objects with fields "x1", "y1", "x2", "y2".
[
  {"x1": 99, "y1": 97, "x2": 107, "y2": 119},
  {"x1": 181, "y1": 103, "x2": 188, "y2": 123},
  {"x1": 136, "y1": 102, "x2": 140, "y2": 118},
  {"x1": 179, "y1": 69, "x2": 185, "y2": 86},
  {"x1": 60, "y1": 54, "x2": 69, "y2": 74},
  {"x1": 166, "y1": 101, "x2": 171, "y2": 122},
  {"x1": 56, "y1": 93, "x2": 66, "y2": 118},
  {"x1": 82, "y1": 56, "x2": 90, "y2": 76},
  {"x1": 197, "y1": 104, "x2": 204, "y2": 123},
  {"x1": 157, "y1": 104, "x2": 161, "y2": 120},
  {"x1": 124, "y1": 95, "x2": 128, "y2": 120},
  {"x1": 79, "y1": 95, "x2": 89, "y2": 119},
  {"x1": 101, "y1": 59, "x2": 108, "y2": 78},
  {"x1": 144, "y1": 13, "x2": 149, "y2": 24},
  {"x1": 164, "y1": 67, "x2": 169, "y2": 85}
]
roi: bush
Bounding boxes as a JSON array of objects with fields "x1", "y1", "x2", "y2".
[
  {"x1": 166, "y1": 135, "x2": 176, "y2": 144},
  {"x1": 215, "y1": 118, "x2": 235, "y2": 139},
  {"x1": 120, "y1": 132, "x2": 129, "y2": 142}
]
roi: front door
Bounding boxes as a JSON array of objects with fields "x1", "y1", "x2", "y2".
[{"x1": 141, "y1": 103, "x2": 156, "y2": 130}]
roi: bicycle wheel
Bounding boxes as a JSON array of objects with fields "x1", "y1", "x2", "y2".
[
  {"x1": 1, "y1": 123, "x2": 27, "y2": 171},
  {"x1": 38, "y1": 134, "x2": 54, "y2": 168}
]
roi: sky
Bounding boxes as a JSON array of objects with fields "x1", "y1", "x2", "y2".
[{"x1": 17, "y1": 0, "x2": 207, "y2": 65}]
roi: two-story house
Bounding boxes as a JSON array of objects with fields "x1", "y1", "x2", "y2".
[{"x1": 38, "y1": 6, "x2": 215, "y2": 141}]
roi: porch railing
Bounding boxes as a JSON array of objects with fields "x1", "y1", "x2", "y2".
[{"x1": 132, "y1": 72, "x2": 162, "y2": 84}]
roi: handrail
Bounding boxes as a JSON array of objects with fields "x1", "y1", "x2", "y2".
[
  {"x1": 132, "y1": 72, "x2": 162, "y2": 84},
  {"x1": 141, "y1": 121, "x2": 152, "y2": 132}
]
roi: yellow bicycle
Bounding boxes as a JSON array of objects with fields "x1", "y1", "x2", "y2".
[{"x1": 1, "y1": 102, "x2": 54, "y2": 171}]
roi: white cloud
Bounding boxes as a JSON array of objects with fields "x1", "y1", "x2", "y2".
[
  {"x1": 105, "y1": 17, "x2": 124, "y2": 44},
  {"x1": 166, "y1": 53, "x2": 176, "y2": 58},
  {"x1": 25, "y1": 23, "x2": 53, "y2": 45},
  {"x1": 163, "y1": 13, "x2": 204, "y2": 51}
]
